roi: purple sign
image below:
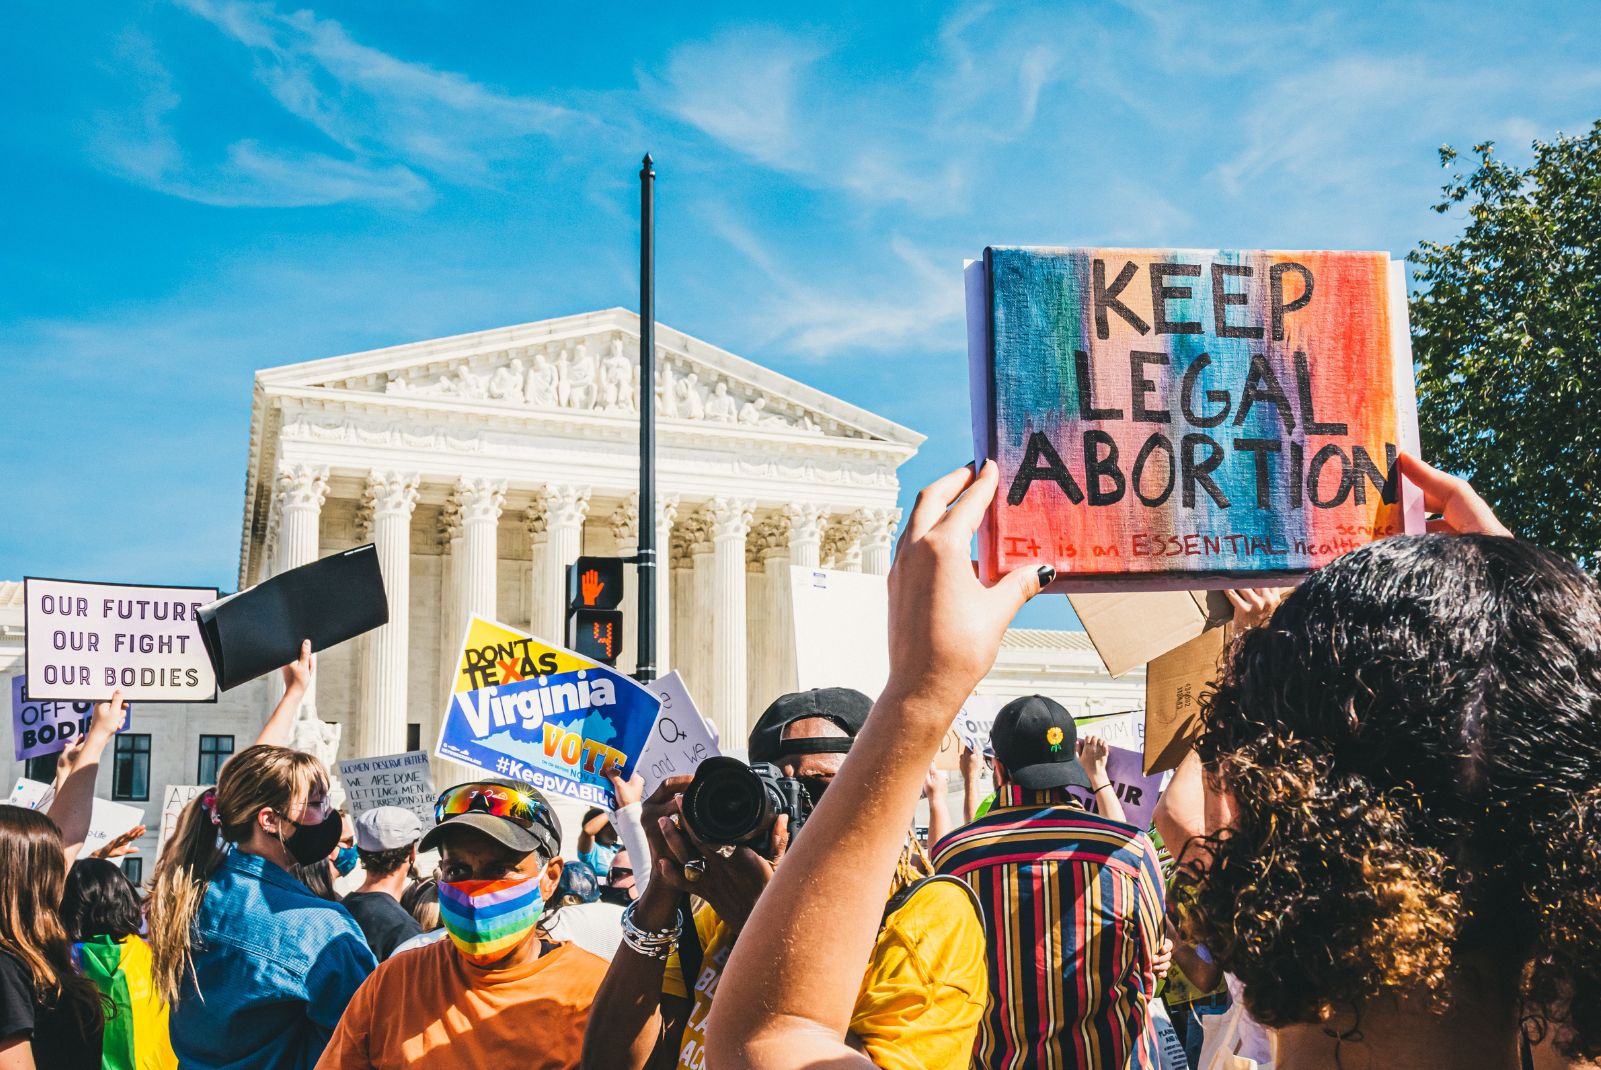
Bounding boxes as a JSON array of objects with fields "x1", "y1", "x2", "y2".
[
  {"x1": 10, "y1": 676, "x2": 132, "y2": 762},
  {"x1": 1067, "y1": 744, "x2": 1164, "y2": 833}
]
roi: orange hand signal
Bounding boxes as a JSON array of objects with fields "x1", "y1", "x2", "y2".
[{"x1": 581, "y1": 568, "x2": 604, "y2": 605}]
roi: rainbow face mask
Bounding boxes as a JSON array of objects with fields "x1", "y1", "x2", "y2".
[{"x1": 438, "y1": 873, "x2": 545, "y2": 967}]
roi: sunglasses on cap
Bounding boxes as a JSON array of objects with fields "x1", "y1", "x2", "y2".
[{"x1": 434, "y1": 783, "x2": 560, "y2": 845}]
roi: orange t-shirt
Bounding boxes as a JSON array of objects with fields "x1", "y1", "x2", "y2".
[{"x1": 315, "y1": 937, "x2": 607, "y2": 1070}]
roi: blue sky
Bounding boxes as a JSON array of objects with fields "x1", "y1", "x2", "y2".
[{"x1": 3, "y1": 0, "x2": 1597, "y2": 631}]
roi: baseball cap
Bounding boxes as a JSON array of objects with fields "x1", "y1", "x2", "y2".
[
  {"x1": 354, "y1": 806, "x2": 422, "y2": 852},
  {"x1": 989, "y1": 696, "x2": 1093, "y2": 791},
  {"x1": 555, "y1": 860, "x2": 600, "y2": 903},
  {"x1": 748, "y1": 688, "x2": 872, "y2": 764},
  {"x1": 420, "y1": 781, "x2": 563, "y2": 859}
]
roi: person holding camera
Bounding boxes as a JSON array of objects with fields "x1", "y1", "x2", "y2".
[{"x1": 580, "y1": 688, "x2": 988, "y2": 1070}]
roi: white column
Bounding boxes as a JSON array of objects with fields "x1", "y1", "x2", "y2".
[
  {"x1": 855, "y1": 508, "x2": 901, "y2": 576},
  {"x1": 532, "y1": 485, "x2": 591, "y2": 643},
  {"x1": 436, "y1": 501, "x2": 464, "y2": 712},
  {"x1": 762, "y1": 535, "x2": 797, "y2": 701},
  {"x1": 455, "y1": 478, "x2": 506, "y2": 623},
  {"x1": 782, "y1": 504, "x2": 829, "y2": 570},
  {"x1": 524, "y1": 506, "x2": 547, "y2": 635},
  {"x1": 362, "y1": 472, "x2": 419, "y2": 757},
  {"x1": 687, "y1": 517, "x2": 715, "y2": 711},
  {"x1": 275, "y1": 463, "x2": 328, "y2": 717},
  {"x1": 654, "y1": 496, "x2": 680, "y2": 674},
  {"x1": 745, "y1": 516, "x2": 786, "y2": 714},
  {"x1": 701, "y1": 499, "x2": 754, "y2": 748}
]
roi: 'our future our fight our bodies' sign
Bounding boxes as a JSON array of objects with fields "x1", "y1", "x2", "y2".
[
  {"x1": 436, "y1": 616, "x2": 660, "y2": 807},
  {"x1": 24, "y1": 578, "x2": 219, "y2": 701},
  {"x1": 968, "y1": 248, "x2": 1423, "y2": 590}
]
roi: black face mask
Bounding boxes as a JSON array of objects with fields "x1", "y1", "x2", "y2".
[{"x1": 280, "y1": 810, "x2": 343, "y2": 867}]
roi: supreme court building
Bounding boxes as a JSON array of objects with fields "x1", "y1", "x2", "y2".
[{"x1": 1, "y1": 309, "x2": 1143, "y2": 862}]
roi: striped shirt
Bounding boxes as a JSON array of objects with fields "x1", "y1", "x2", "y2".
[{"x1": 933, "y1": 785, "x2": 1165, "y2": 1070}]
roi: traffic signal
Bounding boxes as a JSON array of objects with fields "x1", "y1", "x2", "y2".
[{"x1": 566, "y1": 556, "x2": 625, "y2": 666}]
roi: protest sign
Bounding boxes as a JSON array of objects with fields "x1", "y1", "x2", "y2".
[
  {"x1": 23, "y1": 578, "x2": 218, "y2": 702},
  {"x1": 1066, "y1": 744, "x2": 1164, "y2": 832},
  {"x1": 1069, "y1": 589, "x2": 1231, "y2": 677},
  {"x1": 790, "y1": 567, "x2": 889, "y2": 697},
  {"x1": 1144, "y1": 624, "x2": 1229, "y2": 775},
  {"x1": 636, "y1": 673, "x2": 721, "y2": 795},
  {"x1": 1076, "y1": 709, "x2": 1145, "y2": 753},
  {"x1": 435, "y1": 616, "x2": 660, "y2": 807},
  {"x1": 199, "y1": 544, "x2": 388, "y2": 691},
  {"x1": 968, "y1": 248, "x2": 1424, "y2": 591},
  {"x1": 10, "y1": 674, "x2": 134, "y2": 761},
  {"x1": 9, "y1": 779, "x2": 144, "y2": 855},
  {"x1": 157, "y1": 785, "x2": 208, "y2": 858},
  {"x1": 337, "y1": 751, "x2": 436, "y2": 831},
  {"x1": 955, "y1": 695, "x2": 1007, "y2": 754}
]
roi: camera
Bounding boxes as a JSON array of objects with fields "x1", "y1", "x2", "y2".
[{"x1": 681, "y1": 756, "x2": 814, "y2": 849}]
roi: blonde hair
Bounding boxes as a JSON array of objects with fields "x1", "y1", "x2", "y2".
[{"x1": 146, "y1": 745, "x2": 327, "y2": 1003}]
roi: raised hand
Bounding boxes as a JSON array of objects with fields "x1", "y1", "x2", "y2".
[
  {"x1": 1397, "y1": 452, "x2": 1510, "y2": 537},
  {"x1": 91, "y1": 824, "x2": 147, "y2": 860},
  {"x1": 886, "y1": 461, "x2": 1053, "y2": 718},
  {"x1": 1224, "y1": 587, "x2": 1292, "y2": 631},
  {"x1": 281, "y1": 639, "x2": 315, "y2": 693}
]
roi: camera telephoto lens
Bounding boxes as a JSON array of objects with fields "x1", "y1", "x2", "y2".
[{"x1": 683, "y1": 757, "x2": 774, "y2": 845}]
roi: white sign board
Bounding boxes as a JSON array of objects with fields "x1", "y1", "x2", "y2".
[
  {"x1": 636, "y1": 672, "x2": 721, "y2": 795},
  {"x1": 9, "y1": 779, "x2": 145, "y2": 856},
  {"x1": 790, "y1": 567, "x2": 889, "y2": 697},
  {"x1": 956, "y1": 695, "x2": 1010, "y2": 753},
  {"x1": 157, "y1": 784, "x2": 208, "y2": 859},
  {"x1": 336, "y1": 750, "x2": 437, "y2": 831},
  {"x1": 1075, "y1": 710, "x2": 1145, "y2": 752},
  {"x1": 24, "y1": 578, "x2": 218, "y2": 702}
]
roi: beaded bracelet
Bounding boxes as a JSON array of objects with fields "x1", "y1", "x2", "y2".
[{"x1": 621, "y1": 901, "x2": 685, "y2": 960}]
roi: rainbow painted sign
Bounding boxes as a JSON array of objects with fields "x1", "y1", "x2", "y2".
[{"x1": 967, "y1": 247, "x2": 1422, "y2": 590}]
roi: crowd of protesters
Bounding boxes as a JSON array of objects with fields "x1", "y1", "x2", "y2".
[{"x1": 0, "y1": 452, "x2": 1597, "y2": 1070}]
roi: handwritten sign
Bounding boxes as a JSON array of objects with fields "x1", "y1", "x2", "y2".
[
  {"x1": 636, "y1": 673, "x2": 722, "y2": 795},
  {"x1": 968, "y1": 248, "x2": 1423, "y2": 590},
  {"x1": 157, "y1": 784, "x2": 208, "y2": 858},
  {"x1": 955, "y1": 695, "x2": 1008, "y2": 754},
  {"x1": 337, "y1": 750, "x2": 436, "y2": 830},
  {"x1": 24, "y1": 578, "x2": 218, "y2": 701},
  {"x1": 9, "y1": 779, "x2": 144, "y2": 855},
  {"x1": 436, "y1": 616, "x2": 660, "y2": 807},
  {"x1": 1066, "y1": 745, "x2": 1164, "y2": 832},
  {"x1": 10, "y1": 675, "x2": 134, "y2": 761}
]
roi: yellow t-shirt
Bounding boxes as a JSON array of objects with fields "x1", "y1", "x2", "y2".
[{"x1": 662, "y1": 878, "x2": 988, "y2": 1070}]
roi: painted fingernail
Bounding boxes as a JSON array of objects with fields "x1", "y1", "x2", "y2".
[{"x1": 1036, "y1": 564, "x2": 1057, "y2": 587}]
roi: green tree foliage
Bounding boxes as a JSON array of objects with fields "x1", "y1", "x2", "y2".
[{"x1": 1409, "y1": 122, "x2": 1600, "y2": 567}]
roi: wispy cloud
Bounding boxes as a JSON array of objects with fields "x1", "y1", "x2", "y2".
[
  {"x1": 708, "y1": 212, "x2": 964, "y2": 357},
  {"x1": 94, "y1": 1, "x2": 593, "y2": 208}
]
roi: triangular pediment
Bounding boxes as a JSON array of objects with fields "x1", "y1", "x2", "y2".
[{"x1": 254, "y1": 309, "x2": 922, "y2": 447}]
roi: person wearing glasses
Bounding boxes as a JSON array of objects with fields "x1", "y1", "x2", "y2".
[
  {"x1": 146, "y1": 744, "x2": 376, "y2": 1070},
  {"x1": 316, "y1": 781, "x2": 609, "y2": 1070}
]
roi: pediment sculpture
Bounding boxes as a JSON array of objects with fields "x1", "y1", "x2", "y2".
[{"x1": 381, "y1": 333, "x2": 835, "y2": 437}]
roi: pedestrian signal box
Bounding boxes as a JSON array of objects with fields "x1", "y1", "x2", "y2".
[{"x1": 566, "y1": 556, "x2": 625, "y2": 665}]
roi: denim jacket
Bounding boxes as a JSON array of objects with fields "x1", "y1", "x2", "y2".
[{"x1": 170, "y1": 850, "x2": 376, "y2": 1070}]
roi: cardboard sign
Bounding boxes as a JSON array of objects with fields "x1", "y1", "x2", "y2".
[
  {"x1": 435, "y1": 616, "x2": 660, "y2": 807},
  {"x1": 157, "y1": 785, "x2": 208, "y2": 859},
  {"x1": 1066, "y1": 745, "x2": 1164, "y2": 832},
  {"x1": 199, "y1": 544, "x2": 388, "y2": 691},
  {"x1": 636, "y1": 673, "x2": 722, "y2": 795},
  {"x1": 337, "y1": 751, "x2": 437, "y2": 831},
  {"x1": 10, "y1": 675, "x2": 134, "y2": 761},
  {"x1": 1069, "y1": 589, "x2": 1231, "y2": 677},
  {"x1": 968, "y1": 249, "x2": 1423, "y2": 591},
  {"x1": 23, "y1": 578, "x2": 218, "y2": 702},
  {"x1": 1144, "y1": 625, "x2": 1230, "y2": 775},
  {"x1": 9, "y1": 779, "x2": 144, "y2": 855},
  {"x1": 790, "y1": 567, "x2": 889, "y2": 697}
]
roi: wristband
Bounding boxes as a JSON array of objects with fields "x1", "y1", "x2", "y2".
[
  {"x1": 621, "y1": 900, "x2": 684, "y2": 960},
  {"x1": 1093, "y1": 782, "x2": 1115, "y2": 794}
]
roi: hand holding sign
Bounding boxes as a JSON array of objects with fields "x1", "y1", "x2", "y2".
[
  {"x1": 281, "y1": 639, "x2": 315, "y2": 694},
  {"x1": 1397, "y1": 452, "x2": 1510, "y2": 537}
]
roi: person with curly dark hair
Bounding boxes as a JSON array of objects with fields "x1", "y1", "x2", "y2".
[{"x1": 1164, "y1": 453, "x2": 1601, "y2": 1070}]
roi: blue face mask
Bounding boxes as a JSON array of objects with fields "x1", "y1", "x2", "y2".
[{"x1": 333, "y1": 845, "x2": 359, "y2": 876}]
